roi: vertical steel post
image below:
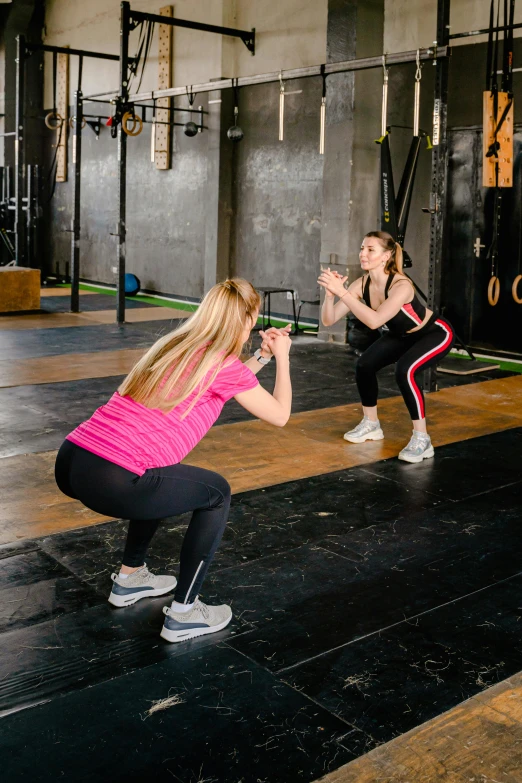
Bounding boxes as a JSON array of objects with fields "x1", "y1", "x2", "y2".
[
  {"x1": 15, "y1": 35, "x2": 25, "y2": 266},
  {"x1": 34, "y1": 164, "x2": 40, "y2": 271},
  {"x1": 26, "y1": 164, "x2": 32, "y2": 266},
  {"x1": 424, "y1": 0, "x2": 451, "y2": 393},
  {"x1": 71, "y1": 90, "x2": 83, "y2": 313},
  {"x1": 117, "y1": 1, "x2": 131, "y2": 324}
]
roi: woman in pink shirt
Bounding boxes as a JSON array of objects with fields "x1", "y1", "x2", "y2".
[{"x1": 55, "y1": 279, "x2": 292, "y2": 643}]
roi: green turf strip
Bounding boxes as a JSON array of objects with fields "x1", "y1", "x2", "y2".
[
  {"x1": 55, "y1": 283, "x2": 198, "y2": 312},
  {"x1": 449, "y1": 351, "x2": 522, "y2": 374}
]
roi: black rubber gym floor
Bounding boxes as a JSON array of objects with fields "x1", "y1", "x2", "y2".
[
  {"x1": 1, "y1": 315, "x2": 521, "y2": 781},
  {"x1": 39, "y1": 294, "x2": 157, "y2": 312},
  {"x1": 1, "y1": 428, "x2": 522, "y2": 781}
]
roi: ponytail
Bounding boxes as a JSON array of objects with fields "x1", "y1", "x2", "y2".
[
  {"x1": 393, "y1": 242, "x2": 403, "y2": 274},
  {"x1": 365, "y1": 231, "x2": 403, "y2": 274}
]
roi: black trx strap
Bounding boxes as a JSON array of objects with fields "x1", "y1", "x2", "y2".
[
  {"x1": 377, "y1": 57, "x2": 398, "y2": 239},
  {"x1": 77, "y1": 55, "x2": 83, "y2": 93},
  {"x1": 186, "y1": 85, "x2": 196, "y2": 107},
  {"x1": 396, "y1": 51, "x2": 423, "y2": 246}
]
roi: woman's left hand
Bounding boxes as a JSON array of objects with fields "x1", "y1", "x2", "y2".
[
  {"x1": 259, "y1": 324, "x2": 292, "y2": 357},
  {"x1": 317, "y1": 268, "x2": 349, "y2": 299}
]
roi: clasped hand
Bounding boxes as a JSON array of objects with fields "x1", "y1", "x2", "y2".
[
  {"x1": 259, "y1": 324, "x2": 292, "y2": 358},
  {"x1": 317, "y1": 267, "x2": 349, "y2": 299}
]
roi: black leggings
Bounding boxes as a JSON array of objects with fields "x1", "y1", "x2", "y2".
[
  {"x1": 55, "y1": 440, "x2": 231, "y2": 604},
  {"x1": 356, "y1": 317, "x2": 454, "y2": 420}
]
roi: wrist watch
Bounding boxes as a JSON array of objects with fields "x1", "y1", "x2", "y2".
[{"x1": 254, "y1": 348, "x2": 271, "y2": 365}]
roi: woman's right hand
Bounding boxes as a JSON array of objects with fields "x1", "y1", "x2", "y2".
[{"x1": 321, "y1": 267, "x2": 345, "y2": 299}]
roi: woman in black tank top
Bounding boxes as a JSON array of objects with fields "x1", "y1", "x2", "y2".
[{"x1": 318, "y1": 231, "x2": 454, "y2": 464}]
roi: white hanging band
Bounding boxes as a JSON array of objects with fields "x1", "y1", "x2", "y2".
[
  {"x1": 279, "y1": 71, "x2": 285, "y2": 141},
  {"x1": 381, "y1": 54, "x2": 389, "y2": 138},
  {"x1": 319, "y1": 64, "x2": 326, "y2": 154},
  {"x1": 414, "y1": 49, "x2": 421, "y2": 138},
  {"x1": 150, "y1": 98, "x2": 156, "y2": 163}
]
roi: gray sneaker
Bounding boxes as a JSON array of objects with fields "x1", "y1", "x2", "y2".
[
  {"x1": 343, "y1": 416, "x2": 384, "y2": 443},
  {"x1": 108, "y1": 564, "x2": 177, "y2": 607},
  {"x1": 398, "y1": 431, "x2": 434, "y2": 463},
  {"x1": 160, "y1": 598, "x2": 232, "y2": 643}
]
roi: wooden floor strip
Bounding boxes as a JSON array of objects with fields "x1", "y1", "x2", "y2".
[
  {"x1": 1, "y1": 375, "x2": 522, "y2": 543},
  {"x1": 314, "y1": 672, "x2": 522, "y2": 783},
  {"x1": 40, "y1": 288, "x2": 98, "y2": 296},
  {"x1": 0, "y1": 307, "x2": 187, "y2": 331},
  {"x1": 0, "y1": 348, "x2": 147, "y2": 388}
]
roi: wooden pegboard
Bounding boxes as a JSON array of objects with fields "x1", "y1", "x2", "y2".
[
  {"x1": 56, "y1": 50, "x2": 69, "y2": 182},
  {"x1": 483, "y1": 91, "x2": 514, "y2": 188},
  {"x1": 155, "y1": 6, "x2": 173, "y2": 170}
]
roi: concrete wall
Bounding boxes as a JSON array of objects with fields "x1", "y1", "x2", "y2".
[
  {"x1": 43, "y1": 0, "x2": 327, "y2": 107},
  {"x1": 385, "y1": 0, "x2": 522, "y2": 52},
  {"x1": 231, "y1": 76, "x2": 324, "y2": 317},
  {"x1": 41, "y1": 0, "x2": 328, "y2": 305}
]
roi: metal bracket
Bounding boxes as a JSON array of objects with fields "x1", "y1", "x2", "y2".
[
  {"x1": 127, "y1": 9, "x2": 256, "y2": 55},
  {"x1": 241, "y1": 28, "x2": 256, "y2": 55},
  {"x1": 86, "y1": 119, "x2": 102, "y2": 138}
]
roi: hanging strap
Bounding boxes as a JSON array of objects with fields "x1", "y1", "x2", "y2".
[
  {"x1": 320, "y1": 64, "x2": 327, "y2": 100},
  {"x1": 486, "y1": 0, "x2": 495, "y2": 89},
  {"x1": 413, "y1": 50, "x2": 421, "y2": 137},
  {"x1": 77, "y1": 55, "x2": 83, "y2": 94},
  {"x1": 52, "y1": 51, "x2": 58, "y2": 116},
  {"x1": 232, "y1": 78, "x2": 240, "y2": 120},
  {"x1": 381, "y1": 55, "x2": 389, "y2": 138},
  {"x1": 186, "y1": 85, "x2": 196, "y2": 106},
  {"x1": 502, "y1": 0, "x2": 515, "y2": 93}
]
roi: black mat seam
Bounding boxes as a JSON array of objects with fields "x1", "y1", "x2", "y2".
[
  {"x1": 222, "y1": 641, "x2": 376, "y2": 747},
  {"x1": 357, "y1": 465, "x2": 522, "y2": 505},
  {"x1": 273, "y1": 567, "x2": 522, "y2": 676}
]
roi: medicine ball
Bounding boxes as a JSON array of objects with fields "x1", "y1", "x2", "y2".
[
  {"x1": 347, "y1": 314, "x2": 379, "y2": 352},
  {"x1": 124, "y1": 273, "x2": 141, "y2": 297}
]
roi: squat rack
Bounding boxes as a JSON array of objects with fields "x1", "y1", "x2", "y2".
[{"x1": 14, "y1": 37, "x2": 122, "y2": 311}]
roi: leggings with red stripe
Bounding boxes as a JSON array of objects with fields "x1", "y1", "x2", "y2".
[{"x1": 355, "y1": 317, "x2": 454, "y2": 420}]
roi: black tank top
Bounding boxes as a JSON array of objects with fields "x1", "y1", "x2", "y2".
[{"x1": 362, "y1": 273, "x2": 428, "y2": 335}]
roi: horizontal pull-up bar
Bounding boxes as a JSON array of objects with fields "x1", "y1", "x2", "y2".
[
  {"x1": 128, "y1": 9, "x2": 255, "y2": 54},
  {"x1": 24, "y1": 42, "x2": 121, "y2": 62},
  {"x1": 450, "y1": 21, "x2": 522, "y2": 40},
  {"x1": 86, "y1": 45, "x2": 448, "y2": 105}
]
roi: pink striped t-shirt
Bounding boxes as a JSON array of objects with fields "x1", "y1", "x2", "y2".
[{"x1": 66, "y1": 357, "x2": 259, "y2": 475}]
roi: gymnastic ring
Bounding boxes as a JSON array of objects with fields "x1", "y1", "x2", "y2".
[
  {"x1": 512, "y1": 275, "x2": 522, "y2": 304},
  {"x1": 69, "y1": 115, "x2": 87, "y2": 130},
  {"x1": 487, "y1": 275, "x2": 500, "y2": 306},
  {"x1": 122, "y1": 111, "x2": 143, "y2": 137},
  {"x1": 44, "y1": 111, "x2": 63, "y2": 130}
]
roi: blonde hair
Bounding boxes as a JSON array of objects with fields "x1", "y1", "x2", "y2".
[
  {"x1": 365, "y1": 231, "x2": 403, "y2": 274},
  {"x1": 118, "y1": 278, "x2": 261, "y2": 414}
]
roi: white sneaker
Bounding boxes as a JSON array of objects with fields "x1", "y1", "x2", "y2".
[
  {"x1": 160, "y1": 598, "x2": 232, "y2": 643},
  {"x1": 398, "y1": 431, "x2": 435, "y2": 463},
  {"x1": 108, "y1": 564, "x2": 177, "y2": 607},
  {"x1": 343, "y1": 416, "x2": 384, "y2": 443}
]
